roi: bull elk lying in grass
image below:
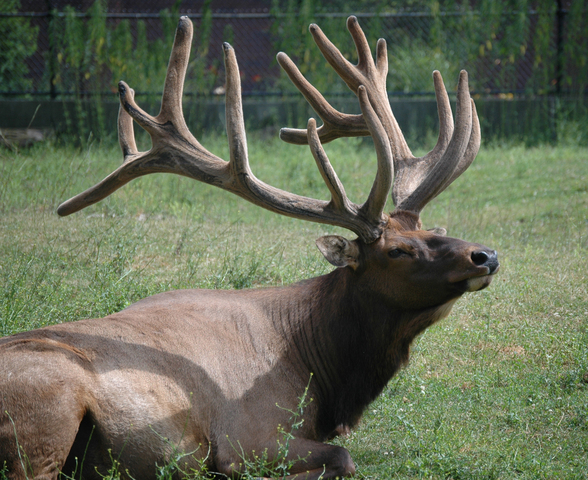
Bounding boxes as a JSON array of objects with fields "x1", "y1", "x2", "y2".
[{"x1": 0, "y1": 16, "x2": 499, "y2": 480}]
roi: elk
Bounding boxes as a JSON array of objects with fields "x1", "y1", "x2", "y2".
[{"x1": 0, "y1": 16, "x2": 499, "y2": 480}]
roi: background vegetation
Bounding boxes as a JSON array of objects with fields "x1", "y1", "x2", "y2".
[
  {"x1": 1, "y1": 0, "x2": 587, "y2": 143},
  {"x1": 270, "y1": 0, "x2": 588, "y2": 95},
  {"x1": 1, "y1": 1, "x2": 587, "y2": 477},
  {"x1": 4, "y1": 0, "x2": 587, "y2": 96},
  {"x1": 0, "y1": 0, "x2": 39, "y2": 92},
  {"x1": 1, "y1": 128, "x2": 586, "y2": 477}
]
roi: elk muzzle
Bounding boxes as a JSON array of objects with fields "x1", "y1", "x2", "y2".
[{"x1": 460, "y1": 248, "x2": 499, "y2": 292}]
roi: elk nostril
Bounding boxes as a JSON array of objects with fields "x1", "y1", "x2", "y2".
[{"x1": 471, "y1": 250, "x2": 490, "y2": 266}]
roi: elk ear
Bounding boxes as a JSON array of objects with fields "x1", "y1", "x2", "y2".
[
  {"x1": 316, "y1": 235, "x2": 360, "y2": 269},
  {"x1": 427, "y1": 227, "x2": 447, "y2": 236}
]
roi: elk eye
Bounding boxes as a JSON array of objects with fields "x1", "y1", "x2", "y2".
[{"x1": 388, "y1": 248, "x2": 405, "y2": 259}]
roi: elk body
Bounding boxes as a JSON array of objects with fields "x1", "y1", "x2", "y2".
[{"x1": 0, "y1": 17, "x2": 499, "y2": 480}]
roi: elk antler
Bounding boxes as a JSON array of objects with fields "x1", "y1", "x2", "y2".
[
  {"x1": 57, "y1": 17, "x2": 392, "y2": 243},
  {"x1": 278, "y1": 16, "x2": 481, "y2": 215}
]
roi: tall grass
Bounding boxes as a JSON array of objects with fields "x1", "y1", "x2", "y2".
[{"x1": 1, "y1": 134, "x2": 587, "y2": 478}]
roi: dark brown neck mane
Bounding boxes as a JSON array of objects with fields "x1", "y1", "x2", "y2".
[{"x1": 266, "y1": 266, "x2": 456, "y2": 440}]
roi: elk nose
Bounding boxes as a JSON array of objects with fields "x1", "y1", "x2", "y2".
[{"x1": 471, "y1": 250, "x2": 499, "y2": 273}]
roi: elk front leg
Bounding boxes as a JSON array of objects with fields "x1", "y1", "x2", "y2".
[
  {"x1": 215, "y1": 438, "x2": 355, "y2": 479},
  {"x1": 277, "y1": 438, "x2": 355, "y2": 479}
]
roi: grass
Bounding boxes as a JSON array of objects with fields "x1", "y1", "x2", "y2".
[{"x1": 1, "y1": 132, "x2": 587, "y2": 478}]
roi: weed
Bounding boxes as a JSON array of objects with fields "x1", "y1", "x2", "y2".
[
  {"x1": 1, "y1": 138, "x2": 587, "y2": 477},
  {"x1": 227, "y1": 376, "x2": 319, "y2": 479}
]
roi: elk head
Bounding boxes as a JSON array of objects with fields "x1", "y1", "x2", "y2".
[{"x1": 57, "y1": 16, "x2": 499, "y2": 310}]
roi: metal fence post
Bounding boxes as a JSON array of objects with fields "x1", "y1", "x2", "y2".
[
  {"x1": 555, "y1": 0, "x2": 566, "y2": 96},
  {"x1": 46, "y1": 0, "x2": 56, "y2": 99}
]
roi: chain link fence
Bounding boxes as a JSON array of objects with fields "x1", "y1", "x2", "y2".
[
  {"x1": 1, "y1": 0, "x2": 587, "y2": 99},
  {"x1": 1, "y1": 1, "x2": 587, "y2": 145}
]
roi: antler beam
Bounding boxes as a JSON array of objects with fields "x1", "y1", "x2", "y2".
[
  {"x1": 57, "y1": 17, "x2": 392, "y2": 243},
  {"x1": 58, "y1": 15, "x2": 480, "y2": 242},
  {"x1": 278, "y1": 16, "x2": 481, "y2": 214}
]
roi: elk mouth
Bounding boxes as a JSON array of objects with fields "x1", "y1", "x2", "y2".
[
  {"x1": 463, "y1": 272, "x2": 495, "y2": 291},
  {"x1": 451, "y1": 249, "x2": 500, "y2": 292},
  {"x1": 454, "y1": 265, "x2": 500, "y2": 292}
]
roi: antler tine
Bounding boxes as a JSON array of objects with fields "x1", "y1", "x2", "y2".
[
  {"x1": 223, "y1": 42, "x2": 251, "y2": 178},
  {"x1": 118, "y1": 86, "x2": 138, "y2": 157},
  {"x1": 57, "y1": 17, "x2": 223, "y2": 217},
  {"x1": 425, "y1": 71, "x2": 455, "y2": 160},
  {"x1": 441, "y1": 98, "x2": 480, "y2": 190},
  {"x1": 310, "y1": 17, "x2": 373, "y2": 92},
  {"x1": 277, "y1": 52, "x2": 369, "y2": 145},
  {"x1": 278, "y1": 16, "x2": 483, "y2": 217},
  {"x1": 357, "y1": 86, "x2": 393, "y2": 225},
  {"x1": 306, "y1": 84, "x2": 392, "y2": 235},
  {"x1": 159, "y1": 17, "x2": 191, "y2": 128},
  {"x1": 375, "y1": 37, "x2": 388, "y2": 84},
  {"x1": 117, "y1": 80, "x2": 159, "y2": 138},
  {"x1": 279, "y1": 17, "x2": 413, "y2": 161},
  {"x1": 394, "y1": 70, "x2": 474, "y2": 213},
  {"x1": 310, "y1": 17, "x2": 412, "y2": 160},
  {"x1": 277, "y1": 16, "x2": 391, "y2": 147},
  {"x1": 388, "y1": 70, "x2": 455, "y2": 210},
  {"x1": 307, "y1": 118, "x2": 351, "y2": 212},
  {"x1": 120, "y1": 17, "x2": 195, "y2": 144}
]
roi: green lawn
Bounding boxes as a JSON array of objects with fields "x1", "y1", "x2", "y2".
[{"x1": 1, "y1": 135, "x2": 587, "y2": 478}]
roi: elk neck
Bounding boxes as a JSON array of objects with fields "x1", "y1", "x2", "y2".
[{"x1": 262, "y1": 265, "x2": 457, "y2": 441}]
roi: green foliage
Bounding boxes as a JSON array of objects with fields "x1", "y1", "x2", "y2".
[
  {"x1": 153, "y1": 447, "x2": 211, "y2": 479},
  {"x1": 49, "y1": 0, "x2": 217, "y2": 141},
  {"x1": 269, "y1": 0, "x2": 587, "y2": 96},
  {"x1": 387, "y1": 38, "x2": 461, "y2": 93},
  {"x1": 563, "y1": 0, "x2": 588, "y2": 94},
  {"x1": 1, "y1": 140, "x2": 588, "y2": 476},
  {"x1": 269, "y1": 1, "x2": 503, "y2": 94},
  {"x1": 531, "y1": 0, "x2": 556, "y2": 93},
  {"x1": 3, "y1": 0, "x2": 588, "y2": 102},
  {"x1": 0, "y1": 0, "x2": 39, "y2": 92},
  {"x1": 271, "y1": 0, "x2": 332, "y2": 93}
]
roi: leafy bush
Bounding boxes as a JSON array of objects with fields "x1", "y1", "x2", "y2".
[{"x1": 0, "y1": 0, "x2": 39, "y2": 93}]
